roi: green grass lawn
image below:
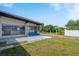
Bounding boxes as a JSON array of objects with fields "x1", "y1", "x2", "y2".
[
  {"x1": 0, "y1": 46, "x2": 31, "y2": 56},
  {"x1": 1, "y1": 35, "x2": 79, "y2": 56}
]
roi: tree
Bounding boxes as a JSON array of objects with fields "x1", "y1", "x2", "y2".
[
  {"x1": 43, "y1": 25, "x2": 64, "y2": 35},
  {"x1": 38, "y1": 23, "x2": 44, "y2": 32},
  {"x1": 66, "y1": 20, "x2": 75, "y2": 30},
  {"x1": 36, "y1": 23, "x2": 45, "y2": 33},
  {"x1": 44, "y1": 25, "x2": 54, "y2": 33},
  {"x1": 57, "y1": 27, "x2": 64, "y2": 35},
  {"x1": 75, "y1": 20, "x2": 79, "y2": 30}
]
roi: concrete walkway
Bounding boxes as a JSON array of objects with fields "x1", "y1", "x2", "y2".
[{"x1": 16, "y1": 35, "x2": 51, "y2": 43}]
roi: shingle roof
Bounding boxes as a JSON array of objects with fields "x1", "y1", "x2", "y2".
[{"x1": 0, "y1": 10, "x2": 43, "y2": 25}]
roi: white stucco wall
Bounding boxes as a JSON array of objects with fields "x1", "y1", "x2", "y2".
[{"x1": 64, "y1": 29, "x2": 79, "y2": 37}]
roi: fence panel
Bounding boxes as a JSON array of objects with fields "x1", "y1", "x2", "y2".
[{"x1": 64, "y1": 29, "x2": 79, "y2": 37}]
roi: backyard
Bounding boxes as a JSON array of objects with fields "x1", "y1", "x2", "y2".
[{"x1": 1, "y1": 35, "x2": 79, "y2": 56}]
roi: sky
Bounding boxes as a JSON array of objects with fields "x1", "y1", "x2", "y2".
[{"x1": 0, "y1": 3, "x2": 79, "y2": 27}]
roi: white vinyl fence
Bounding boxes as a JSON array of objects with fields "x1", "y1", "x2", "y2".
[{"x1": 64, "y1": 29, "x2": 79, "y2": 37}]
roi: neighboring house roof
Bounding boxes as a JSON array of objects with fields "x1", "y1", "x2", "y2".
[{"x1": 0, "y1": 11, "x2": 43, "y2": 25}]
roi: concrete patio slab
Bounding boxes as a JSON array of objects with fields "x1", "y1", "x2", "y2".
[{"x1": 16, "y1": 35, "x2": 51, "y2": 43}]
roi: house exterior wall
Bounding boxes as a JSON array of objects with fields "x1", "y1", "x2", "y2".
[
  {"x1": 64, "y1": 29, "x2": 79, "y2": 37},
  {"x1": 0, "y1": 16, "x2": 26, "y2": 26},
  {"x1": 0, "y1": 16, "x2": 39, "y2": 44},
  {"x1": 0, "y1": 16, "x2": 38, "y2": 36}
]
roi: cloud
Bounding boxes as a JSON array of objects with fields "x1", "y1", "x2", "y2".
[
  {"x1": 49, "y1": 3, "x2": 61, "y2": 11},
  {"x1": 67, "y1": 4, "x2": 79, "y2": 20},
  {"x1": 49, "y1": 3, "x2": 79, "y2": 20},
  {"x1": 0, "y1": 3, "x2": 13, "y2": 7}
]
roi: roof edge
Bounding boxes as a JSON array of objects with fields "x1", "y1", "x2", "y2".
[{"x1": 0, "y1": 10, "x2": 43, "y2": 25}]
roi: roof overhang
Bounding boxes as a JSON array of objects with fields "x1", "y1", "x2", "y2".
[{"x1": 0, "y1": 11, "x2": 43, "y2": 25}]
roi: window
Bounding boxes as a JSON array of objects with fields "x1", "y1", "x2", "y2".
[
  {"x1": 2, "y1": 24, "x2": 25, "y2": 36},
  {"x1": 2, "y1": 24, "x2": 11, "y2": 36}
]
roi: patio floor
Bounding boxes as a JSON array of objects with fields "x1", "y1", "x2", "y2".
[{"x1": 16, "y1": 35, "x2": 51, "y2": 43}]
